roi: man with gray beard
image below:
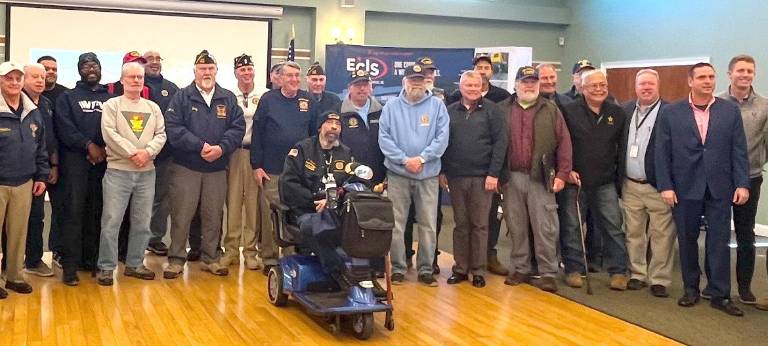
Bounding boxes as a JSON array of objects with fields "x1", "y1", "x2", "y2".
[{"x1": 379, "y1": 64, "x2": 449, "y2": 286}]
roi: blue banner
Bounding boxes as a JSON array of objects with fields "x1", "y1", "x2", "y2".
[{"x1": 325, "y1": 44, "x2": 475, "y2": 102}]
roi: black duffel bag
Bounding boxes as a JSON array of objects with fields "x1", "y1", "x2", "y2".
[{"x1": 340, "y1": 191, "x2": 394, "y2": 258}]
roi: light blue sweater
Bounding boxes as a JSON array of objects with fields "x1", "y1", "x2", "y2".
[{"x1": 378, "y1": 89, "x2": 449, "y2": 180}]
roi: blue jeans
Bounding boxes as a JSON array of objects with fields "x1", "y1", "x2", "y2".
[
  {"x1": 557, "y1": 183, "x2": 628, "y2": 275},
  {"x1": 387, "y1": 173, "x2": 438, "y2": 276},
  {"x1": 98, "y1": 168, "x2": 156, "y2": 270}
]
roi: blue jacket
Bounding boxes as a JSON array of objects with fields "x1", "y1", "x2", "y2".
[
  {"x1": 0, "y1": 93, "x2": 50, "y2": 186},
  {"x1": 54, "y1": 81, "x2": 111, "y2": 152},
  {"x1": 654, "y1": 97, "x2": 749, "y2": 200},
  {"x1": 337, "y1": 96, "x2": 386, "y2": 184},
  {"x1": 621, "y1": 99, "x2": 668, "y2": 188},
  {"x1": 378, "y1": 89, "x2": 449, "y2": 180},
  {"x1": 144, "y1": 73, "x2": 180, "y2": 160},
  {"x1": 165, "y1": 83, "x2": 245, "y2": 172},
  {"x1": 251, "y1": 89, "x2": 318, "y2": 174}
]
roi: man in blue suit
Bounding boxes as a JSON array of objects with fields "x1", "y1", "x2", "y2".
[{"x1": 655, "y1": 62, "x2": 750, "y2": 316}]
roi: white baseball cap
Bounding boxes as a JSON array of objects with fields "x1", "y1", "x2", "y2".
[{"x1": 0, "y1": 62, "x2": 25, "y2": 76}]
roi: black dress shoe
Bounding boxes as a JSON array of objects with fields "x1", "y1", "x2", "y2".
[
  {"x1": 627, "y1": 278, "x2": 647, "y2": 290},
  {"x1": 186, "y1": 249, "x2": 201, "y2": 262},
  {"x1": 447, "y1": 273, "x2": 468, "y2": 285},
  {"x1": 472, "y1": 275, "x2": 486, "y2": 288},
  {"x1": 677, "y1": 293, "x2": 700, "y2": 307},
  {"x1": 0, "y1": 287, "x2": 7, "y2": 299},
  {"x1": 63, "y1": 271, "x2": 80, "y2": 287},
  {"x1": 5, "y1": 281, "x2": 33, "y2": 294},
  {"x1": 650, "y1": 285, "x2": 669, "y2": 298},
  {"x1": 711, "y1": 298, "x2": 744, "y2": 316}
]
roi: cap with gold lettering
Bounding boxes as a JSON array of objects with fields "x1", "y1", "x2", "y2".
[
  {"x1": 404, "y1": 64, "x2": 425, "y2": 79},
  {"x1": 416, "y1": 56, "x2": 436, "y2": 70},
  {"x1": 571, "y1": 59, "x2": 594, "y2": 74},
  {"x1": 515, "y1": 66, "x2": 539, "y2": 81},
  {"x1": 349, "y1": 65, "x2": 371, "y2": 85},
  {"x1": 234, "y1": 54, "x2": 253, "y2": 69},
  {"x1": 307, "y1": 62, "x2": 325, "y2": 76},
  {"x1": 318, "y1": 110, "x2": 342, "y2": 129},
  {"x1": 195, "y1": 50, "x2": 217, "y2": 65}
]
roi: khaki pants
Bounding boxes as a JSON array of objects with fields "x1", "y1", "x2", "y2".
[
  {"x1": 258, "y1": 174, "x2": 281, "y2": 265},
  {"x1": 622, "y1": 179, "x2": 677, "y2": 286},
  {"x1": 0, "y1": 180, "x2": 33, "y2": 283},
  {"x1": 224, "y1": 149, "x2": 266, "y2": 260}
]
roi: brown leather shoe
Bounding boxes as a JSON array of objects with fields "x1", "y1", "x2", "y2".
[
  {"x1": 609, "y1": 274, "x2": 628, "y2": 291},
  {"x1": 564, "y1": 272, "x2": 583, "y2": 288},
  {"x1": 504, "y1": 272, "x2": 529, "y2": 286},
  {"x1": 536, "y1": 277, "x2": 558, "y2": 292},
  {"x1": 650, "y1": 284, "x2": 669, "y2": 298},
  {"x1": 756, "y1": 298, "x2": 768, "y2": 311},
  {"x1": 487, "y1": 255, "x2": 509, "y2": 276}
]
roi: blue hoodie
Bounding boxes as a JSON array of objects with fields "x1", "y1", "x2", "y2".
[{"x1": 378, "y1": 89, "x2": 449, "y2": 180}]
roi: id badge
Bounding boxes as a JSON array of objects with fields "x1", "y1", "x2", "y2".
[{"x1": 629, "y1": 144, "x2": 639, "y2": 158}]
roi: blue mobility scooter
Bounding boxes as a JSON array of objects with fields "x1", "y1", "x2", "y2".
[{"x1": 266, "y1": 181, "x2": 396, "y2": 340}]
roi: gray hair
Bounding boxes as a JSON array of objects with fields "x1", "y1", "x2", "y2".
[
  {"x1": 635, "y1": 68, "x2": 659, "y2": 82},
  {"x1": 24, "y1": 62, "x2": 46, "y2": 73},
  {"x1": 121, "y1": 62, "x2": 145, "y2": 78},
  {"x1": 459, "y1": 70, "x2": 483, "y2": 84},
  {"x1": 281, "y1": 61, "x2": 301, "y2": 74},
  {"x1": 580, "y1": 69, "x2": 606, "y2": 87}
]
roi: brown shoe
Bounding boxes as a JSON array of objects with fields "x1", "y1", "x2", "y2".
[
  {"x1": 203, "y1": 262, "x2": 229, "y2": 276},
  {"x1": 564, "y1": 272, "x2": 583, "y2": 288},
  {"x1": 536, "y1": 277, "x2": 558, "y2": 292},
  {"x1": 163, "y1": 263, "x2": 184, "y2": 279},
  {"x1": 219, "y1": 254, "x2": 240, "y2": 267},
  {"x1": 504, "y1": 272, "x2": 529, "y2": 286},
  {"x1": 487, "y1": 255, "x2": 509, "y2": 276},
  {"x1": 610, "y1": 274, "x2": 629, "y2": 291},
  {"x1": 756, "y1": 298, "x2": 768, "y2": 311}
]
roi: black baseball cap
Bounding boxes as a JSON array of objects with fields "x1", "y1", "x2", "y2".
[
  {"x1": 473, "y1": 54, "x2": 492, "y2": 66},
  {"x1": 515, "y1": 66, "x2": 539, "y2": 81},
  {"x1": 404, "y1": 64, "x2": 425, "y2": 79},
  {"x1": 416, "y1": 56, "x2": 437, "y2": 70},
  {"x1": 572, "y1": 59, "x2": 594, "y2": 74}
]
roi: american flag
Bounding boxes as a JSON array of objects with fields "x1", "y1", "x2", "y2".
[{"x1": 287, "y1": 24, "x2": 296, "y2": 62}]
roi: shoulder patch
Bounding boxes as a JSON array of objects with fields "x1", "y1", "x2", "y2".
[{"x1": 288, "y1": 148, "x2": 299, "y2": 157}]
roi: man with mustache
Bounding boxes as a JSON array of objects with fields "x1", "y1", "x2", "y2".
[
  {"x1": 279, "y1": 111, "x2": 358, "y2": 290},
  {"x1": 54, "y1": 52, "x2": 111, "y2": 286},
  {"x1": 716, "y1": 55, "x2": 768, "y2": 306},
  {"x1": 251, "y1": 61, "x2": 318, "y2": 274},
  {"x1": 163, "y1": 50, "x2": 245, "y2": 279},
  {"x1": 559, "y1": 69, "x2": 630, "y2": 291},
  {"x1": 656, "y1": 62, "x2": 749, "y2": 316},
  {"x1": 498, "y1": 66, "x2": 572, "y2": 293},
  {"x1": 379, "y1": 64, "x2": 449, "y2": 286}
]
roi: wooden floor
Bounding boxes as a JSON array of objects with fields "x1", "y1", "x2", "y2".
[{"x1": 0, "y1": 253, "x2": 680, "y2": 345}]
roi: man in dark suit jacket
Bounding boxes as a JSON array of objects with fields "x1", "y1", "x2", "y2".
[
  {"x1": 655, "y1": 62, "x2": 750, "y2": 316},
  {"x1": 620, "y1": 69, "x2": 675, "y2": 298}
]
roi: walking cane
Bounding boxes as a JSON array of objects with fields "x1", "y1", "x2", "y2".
[{"x1": 575, "y1": 183, "x2": 593, "y2": 295}]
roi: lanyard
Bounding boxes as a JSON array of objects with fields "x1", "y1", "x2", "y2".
[{"x1": 634, "y1": 100, "x2": 660, "y2": 131}]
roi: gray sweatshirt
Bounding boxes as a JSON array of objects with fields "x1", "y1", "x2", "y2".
[
  {"x1": 101, "y1": 95, "x2": 166, "y2": 171},
  {"x1": 717, "y1": 88, "x2": 768, "y2": 178}
]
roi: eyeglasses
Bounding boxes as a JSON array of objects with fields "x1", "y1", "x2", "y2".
[{"x1": 585, "y1": 83, "x2": 608, "y2": 91}]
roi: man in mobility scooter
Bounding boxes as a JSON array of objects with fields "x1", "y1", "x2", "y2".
[{"x1": 267, "y1": 110, "x2": 395, "y2": 339}]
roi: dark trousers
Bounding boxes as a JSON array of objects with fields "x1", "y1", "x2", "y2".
[
  {"x1": 487, "y1": 193, "x2": 502, "y2": 257},
  {"x1": 298, "y1": 213, "x2": 344, "y2": 279},
  {"x1": 58, "y1": 150, "x2": 105, "y2": 272},
  {"x1": 673, "y1": 189, "x2": 732, "y2": 299},
  {"x1": 732, "y1": 176, "x2": 762, "y2": 291},
  {"x1": 586, "y1": 211, "x2": 603, "y2": 267},
  {"x1": 448, "y1": 177, "x2": 491, "y2": 275},
  {"x1": 47, "y1": 182, "x2": 63, "y2": 255},
  {"x1": 404, "y1": 188, "x2": 443, "y2": 261}
]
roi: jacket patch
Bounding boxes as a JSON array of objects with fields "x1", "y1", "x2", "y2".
[
  {"x1": 191, "y1": 106, "x2": 198, "y2": 112},
  {"x1": 0, "y1": 127, "x2": 10, "y2": 133},
  {"x1": 288, "y1": 148, "x2": 299, "y2": 157},
  {"x1": 334, "y1": 160, "x2": 346, "y2": 171},
  {"x1": 606, "y1": 115, "x2": 614, "y2": 125},
  {"x1": 29, "y1": 122, "x2": 38, "y2": 138},
  {"x1": 420, "y1": 114, "x2": 430, "y2": 126},
  {"x1": 216, "y1": 104, "x2": 227, "y2": 119},
  {"x1": 161, "y1": 89, "x2": 169, "y2": 97},
  {"x1": 298, "y1": 98, "x2": 310, "y2": 112},
  {"x1": 304, "y1": 159, "x2": 317, "y2": 171},
  {"x1": 348, "y1": 117, "x2": 359, "y2": 128}
]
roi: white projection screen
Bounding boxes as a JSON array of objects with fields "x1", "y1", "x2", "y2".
[{"x1": 8, "y1": 5, "x2": 271, "y2": 90}]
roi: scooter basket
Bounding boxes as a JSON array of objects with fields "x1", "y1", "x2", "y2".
[{"x1": 340, "y1": 192, "x2": 393, "y2": 258}]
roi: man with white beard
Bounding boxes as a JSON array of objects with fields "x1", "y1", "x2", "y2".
[
  {"x1": 379, "y1": 64, "x2": 449, "y2": 286},
  {"x1": 498, "y1": 66, "x2": 573, "y2": 293},
  {"x1": 163, "y1": 50, "x2": 245, "y2": 279}
]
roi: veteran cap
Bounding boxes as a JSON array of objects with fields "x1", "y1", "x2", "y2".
[
  {"x1": 473, "y1": 54, "x2": 492, "y2": 66},
  {"x1": 417, "y1": 56, "x2": 437, "y2": 70},
  {"x1": 307, "y1": 62, "x2": 325, "y2": 76},
  {"x1": 349, "y1": 65, "x2": 372, "y2": 84},
  {"x1": 404, "y1": 64, "x2": 425, "y2": 79},
  {"x1": 234, "y1": 54, "x2": 253, "y2": 69},
  {"x1": 515, "y1": 66, "x2": 539, "y2": 81},
  {"x1": 572, "y1": 59, "x2": 594, "y2": 74},
  {"x1": 194, "y1": 50, "x2": 217, "y2": 65},
  {"x1": 318, "y1": 110, "x2": 342, "y2": 129}
]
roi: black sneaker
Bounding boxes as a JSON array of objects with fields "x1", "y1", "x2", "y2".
[
  {"x1": 63, "y1": 270, "x2": 80, "y2": 286},
  {"x1": 5, "y1": 281, "x2": 33, "y2": 294},
  {"x1": 147, "y1": 242, "x2": 169, "y2": 256},
  {"x1": 738, "y1": 289, "x2": 757, "y2": 305},
  {"x1": 418, "y1": 273, "x2": 438, "y2": 287},
  {"x1": 391, "y1": 273, "x2": 405, "y2": 285}
]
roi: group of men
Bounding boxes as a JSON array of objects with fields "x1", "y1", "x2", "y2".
[{"x1": 0, "y1": 47, "x2": 766, "y2": 318}]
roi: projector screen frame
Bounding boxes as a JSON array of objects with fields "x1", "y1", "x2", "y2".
[{"x1": 5, "y1": 2, "x2": 277, "y2": 89}]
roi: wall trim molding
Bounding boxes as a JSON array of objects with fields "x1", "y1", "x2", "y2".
[{"x1": 600, "y1": 56, "x2": 711, "y2": 70}]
